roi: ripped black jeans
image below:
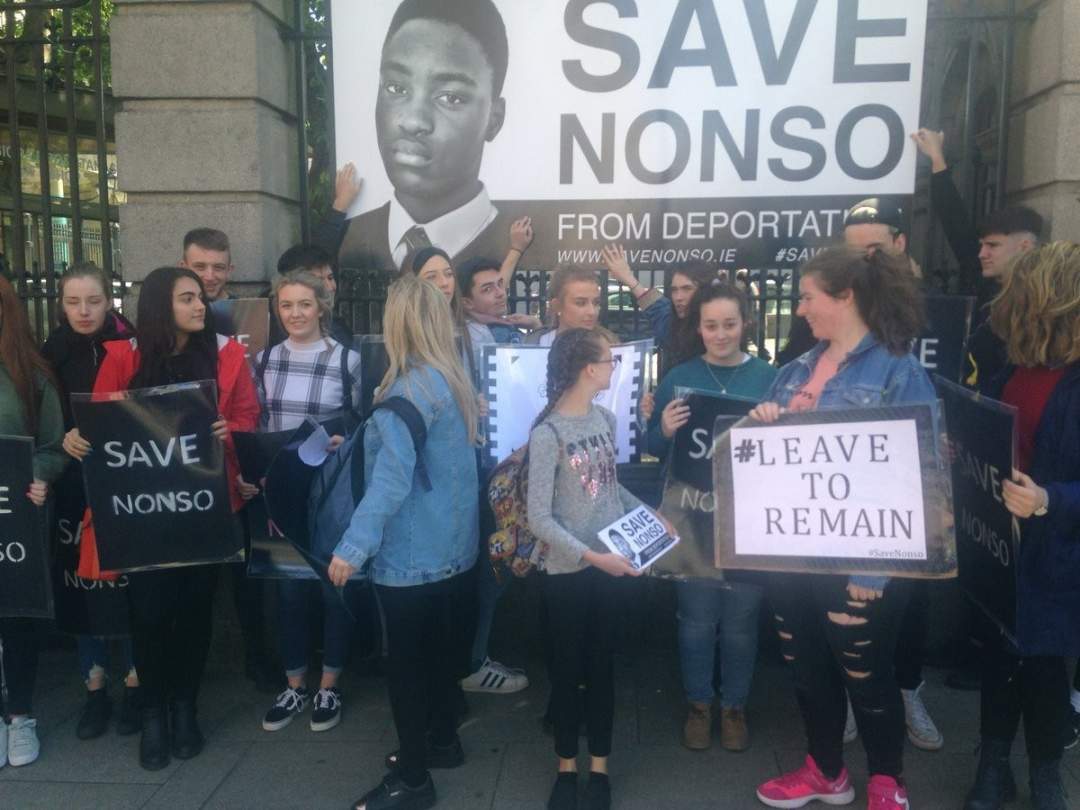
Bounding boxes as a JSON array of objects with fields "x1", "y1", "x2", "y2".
[{"x1": 769, "y1": 573, "x2": 913, "y2": 780}]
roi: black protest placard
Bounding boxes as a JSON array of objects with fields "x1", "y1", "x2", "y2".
[
  {"x1": 917, "y1": 296, "x2": 975, "y2": 383},
  {"x1": 0, "y1": 435, "x2": 53, "y2": 618},
  {"x1": 936, "y1": 377, "x2": 1018, "y2": 642},
  {"x1": 51, "y1": 464, "x2": 131, "y2": 636},
  {"x1": 714, "y1": 404, "x2": 957, "y2": 578},
  {"x1": 355, "y1": 336, "x2": 389, "y2": 417},
  {"x1": 653, "y1": 391, "x2": 751, "y2": 580},
  {"x1": 73, "y1": 381, "x2": 239, "y2": 572},
  {"x1": 234, "y1": 430, "x2": 319, "y2": 580},
  {"x1": 211, "y1": 298, "x2": 271, "y2": 365}
]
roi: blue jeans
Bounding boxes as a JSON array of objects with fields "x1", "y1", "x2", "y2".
[
  {"x1": 278, "y1": 579, "x2": 355, "y2": 679},
  {"x1": 77, "y1": 636, "x2": 134, "y2": 684},
  {"x1": 471, "y1": 552, "x2": 510, "y2": 672},
  {"x1": 677, "y1": 578, "x2": 762, "y2": 708}
]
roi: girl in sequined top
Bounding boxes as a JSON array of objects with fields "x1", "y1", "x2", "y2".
[{"x1": 526, "y1": 328, "x2": 671, "y2": 810}]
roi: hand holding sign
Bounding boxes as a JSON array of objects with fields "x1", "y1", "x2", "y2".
[
  {"x1": 1002, "y1": 472, "x2": 1048, "y2": 519},
  {"x1": 661, "y1": 398, "x2": 691, "y2": 439},
  {"x1": 27, "y1": 479, "x2": 47, "y2": 506},
  {"x1": 63, "y1": 427, "x2": 91, "y2": 460},
  {"x1": 328, "y1": 554, "x2": 357, "y2": 587},
  {"x1": 583, "y1": 549, "x2": 641, "y2": 578}
]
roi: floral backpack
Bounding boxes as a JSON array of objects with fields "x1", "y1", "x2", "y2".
[{"x1": 487, "y1": 423, "x2": 561, "y2": 577}]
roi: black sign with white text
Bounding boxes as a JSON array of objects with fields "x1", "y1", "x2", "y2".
[
  {"x1": 211, "y1": 298, "x2": 271, "y2": 366},
  {"x1": 936, "y1": 377, "x2": 1018, "y2": 642},
  {"x1": 654, "y1": 392, "x2": 751, "y2": 580},
  {"x1": 0, "y1": 435, "x2": 53, "y2": 618},
  {"x1": 51, "y1": 464, "x2": 130, "y2": 635},
  {"x1": 73, "y1": 381, "x2": 239, "y2": 572},
  {"x1": 919, "y1": 296, "x2": 975, "y2": 384}
]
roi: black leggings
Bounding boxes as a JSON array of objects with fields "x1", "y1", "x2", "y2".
[
  {"x1": 542, "y1": 567, "x2": 624, "y2": 760},
  {"x1": 376, "y1": 570, "x2": 474, "y2": 789},
  {"x1": 980, "y1": 637, "x2": 1068, "y2": 761},
  {"x1": 0, "y1": 618, "x2": 41, "y2": 716},
  {"x1": 893, "y1": 579, "x2": 927, "y2": 690},
  {"x1": 769, "y1": 573, "x2": 912, "y2": 780},
  {"x1": 128, "y1": 564, "x2": 219, "y2": 710}
]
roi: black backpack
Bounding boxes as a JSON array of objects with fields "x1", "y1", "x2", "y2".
[{"x1": 304, "y1": 397, "x2": 432, "y2": 575}]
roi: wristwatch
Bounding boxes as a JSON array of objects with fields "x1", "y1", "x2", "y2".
[{"x1": 1034, "y1": 489, "x2": 1049, "y2": 517}]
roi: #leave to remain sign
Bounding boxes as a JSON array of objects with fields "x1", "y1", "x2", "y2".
[{"x1": 728, "y1": 419, "x2": 926, "y2": 561}]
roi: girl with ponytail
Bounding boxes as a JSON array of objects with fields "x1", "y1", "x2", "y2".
[{"x1": 526, "y1": 328, "x2": 671, "y2": 810}]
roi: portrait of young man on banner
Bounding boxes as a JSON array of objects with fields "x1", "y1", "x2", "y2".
[{"x1": 336, "y1": 0, "x2": 511, "y2": 271}]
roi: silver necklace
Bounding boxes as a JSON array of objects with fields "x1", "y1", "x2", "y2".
[{"x1": 704, "y1": 353, "x2": 747, "y2": 394}]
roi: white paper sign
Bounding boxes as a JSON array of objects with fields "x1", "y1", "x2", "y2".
[
  {"x1": 729, "y1": 419, "x2": 927, "y2": 560},
  {"x1": 599, "y1": 505, "x2": 679, "y2": 571},
  {"x1": 482, "y1": 341, "x2": 650, "y2": 464}
]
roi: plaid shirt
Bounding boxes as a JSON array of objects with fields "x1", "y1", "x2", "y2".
[{"x1": 256, "y1": 337, "x2": 363, "y2": 433}]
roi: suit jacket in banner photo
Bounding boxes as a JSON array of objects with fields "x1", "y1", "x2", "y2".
[
  {"x1": 652, "y1": 392, "x2": 755, "y2": 580},
  {"x1": 73, "y1": 381, "x2": 239, "y2": 573},
  {"x1": 0, "y1": 435, "x2": 54, "y2": 618}
]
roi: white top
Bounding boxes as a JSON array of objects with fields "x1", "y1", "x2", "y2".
[{"x1": 388, "y1": 186, "x2": 499, "y2": 269}]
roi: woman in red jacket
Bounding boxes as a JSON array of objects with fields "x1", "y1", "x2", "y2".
[{"x1": 64, "y1": 266, "x2": 259, "y2": 771}]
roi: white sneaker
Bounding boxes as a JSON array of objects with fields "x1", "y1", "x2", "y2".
[
  {"x1": 8, "y1": 717, "x2": 40, "y2": 767},
  {"x1": 843, "y1": 694, "x2": 858, "y2": 744},
  {"x1": 902, "y1": 682, "x2": 944, "y2": 751},
  {"x1": 0, "y1": 720, "x2": 7, "y2": 768},
  {"x1": 460, "y1": 658, "x2": 529, "y2": 694}
]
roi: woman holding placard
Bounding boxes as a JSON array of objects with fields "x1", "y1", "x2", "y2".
[
  {"x1": 646, "y1": 281, "x2": 776, "y2": 753},
  {"x1": 326, "y1": 275, "x2": 480, "y2": 810},
  {"x1": 748, "y1": 248, "x2": 934, "y2": 810},
  {"x1": 960, "y1": 242, "x2": 1080, "y2": 810},
  {"x1": 63, "y1": 266, "x2": 259, "y2": 772},
  {"x1": 0, "y1": 275, "x2": 67, "y2": 769},
  {"x1": 526, "y1": 327, "x2": 673, "y2": 810},
  {"x1": 42, "y1": 262, "x2": 142, "y2": 742},
  {"x1": 255, "y1": 270, "x2": 362, "y2": 735}
]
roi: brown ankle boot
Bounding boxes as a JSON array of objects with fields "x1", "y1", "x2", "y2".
[
  {"x1": 682, "y1": 701, "x2": 712, "y2": 750},
  {"x1": 720, "y1": 707, "x2": 750, "y2": 752}
]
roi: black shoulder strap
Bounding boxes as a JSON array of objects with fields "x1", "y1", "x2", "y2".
[
  {"x1": 257, "y1": 343, "x2": 272, "y2": 388},
  {"x1": 373, "y1": 396, "x2": 432, "y2": 491}
]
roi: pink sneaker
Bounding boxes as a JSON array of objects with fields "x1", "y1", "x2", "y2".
[
  {"x1": 867, "y1": 775, "x2": 910, "y2": 809},
  {"x1": 757, "y1": 755, "x2": 857, "y2": 808}
]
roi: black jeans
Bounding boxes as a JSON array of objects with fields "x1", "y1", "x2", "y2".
[
  {"x1": 769, "y1": 573, "x2": 912, "y2": 780},
  {"x1": 542, "y1": 567, "x2": 624, "y2": 760},
  {"x1": 128, "y1": 564, "x2": 220, "y2": 710},
  {"x1": 893, "y1": 579, "x2": 927, "y2": 690},
  {"x1": 0, "y1": 618, "x2": 41, "y2": 716},
  {"x1": 376, "y1": 570, "x2": 474, "y2": 789},
  {"x1": 980, "y1": 636, "x2": 1068, "y2": 761}
]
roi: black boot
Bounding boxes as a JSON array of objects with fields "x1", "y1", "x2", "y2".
[
  {"x1": 964, "y1": 739, "x2": 1017, "y2": 810},
  {"x1": 1029, "y1": 759, "x2": 1068, "y2": 810},
  {"x1": 170, "y1": 700, "x2": 204, "y2": 760},
  {"x1": 139, "y1": 707, "x2": 170, "y2": 771},
  {"x1": 76, "y1": 688, "x2": 112, "y2": 740},
  {"x1": 116, "y1": 686, "x2": 142, "y2": 736}
]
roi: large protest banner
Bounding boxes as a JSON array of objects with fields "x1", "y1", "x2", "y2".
[
  {"x1": 211, "y1": 298, "x2": 270, "y2": 365},
  {"x1": 481, "y1": 340, "x2": 651, "y2": 464},
  {"x1": 936, "y1": 378, "x2": 1018, "y2": 642},
  {"x1": 714, "y1": 404, "x2": 956, "y2": 577},
  {"x1": 331, "y1": 1, "x2": 928, "y2": 269},
  {"x1": 0, "y1": 436, "x2": 53, "y2": 618},
  {"x1": 653, "y1": 391, "x2": 753, "y2": 579},
  {"x1": 51, "y1": 464, "x2": 130, "y2": 636},
  {"x1": 73, "y1": 381, "x2": 240, "y2": 572}
]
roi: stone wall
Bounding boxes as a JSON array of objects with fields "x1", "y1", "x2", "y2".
[{"x1": 112, "y1": 0, "x2": 300, "y2": 296}]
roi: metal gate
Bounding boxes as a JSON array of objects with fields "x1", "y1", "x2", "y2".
[{"x1": 1, "y1": 0, "x2": 120, "y2": 342}]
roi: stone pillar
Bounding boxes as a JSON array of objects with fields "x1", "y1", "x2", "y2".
[
  {"x1": 1008, "y1": 0, "x2": 1080, "y2": 239},
  {"x1": 111, "y1": 0, "x2": 300, "y2": 294}
]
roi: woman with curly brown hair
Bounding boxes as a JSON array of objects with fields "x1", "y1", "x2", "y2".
[
  {"x1": 962, "y1": 241, "x2": 1080, "y2": 810},
  {"x1": 750, "y1": 247, "x2": 935, "y2": 810}
]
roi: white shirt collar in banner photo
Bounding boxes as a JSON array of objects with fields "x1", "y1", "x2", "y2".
[{"x1": 388, "y1": 185, "x2": 499, "y2": 269}]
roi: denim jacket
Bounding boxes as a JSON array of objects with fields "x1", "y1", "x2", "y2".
[
  {"x1": 333, "y1": 365, "x2": 479, "y2": 586},
  {"x1": 767, "y1": 334, "x2": 937, "y2": 591}
]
